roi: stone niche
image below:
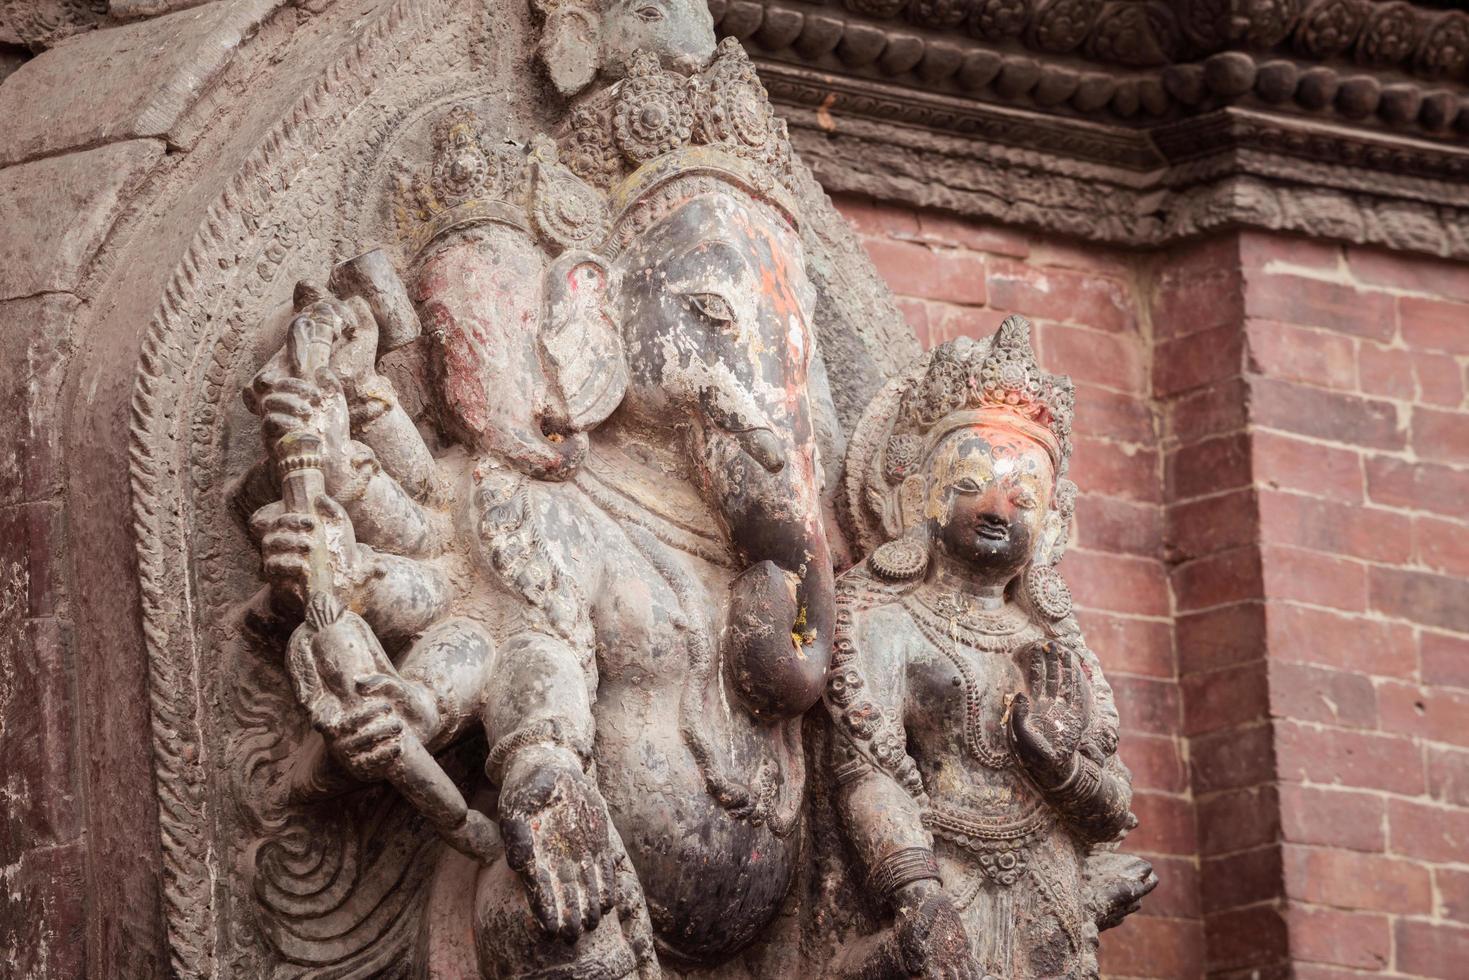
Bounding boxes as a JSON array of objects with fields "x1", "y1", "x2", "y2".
[{"x1": 0, "y1": 1, "x2": 1164, "y2": 978}]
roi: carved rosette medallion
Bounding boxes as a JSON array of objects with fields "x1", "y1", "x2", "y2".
[
  {"x1": 1416, "y1": 12, "x2": 1469, "y2": 80},
  {"x1": 1025, "y1": 564, "x2": 1073, "y2": 620},
  {"x1": 1294, "y1": 0, "x2": 1369, "y2": 60},
  {"x1": 1031, "y1": 0, "x2": 1103, "y2": 53},
  {"x1": 970, "y1": 0, "x2": 1030, "y2": 40},
  {"x1": 613, "y1": 53, "x2": 699, "y2": 164},
  {"x1": 1356, "y1": 2, "x2": 1423, "y2": 67}
]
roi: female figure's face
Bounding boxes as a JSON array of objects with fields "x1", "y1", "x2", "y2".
[{"x1": 924, "y1": 424, "x2": 1055, "y2": 587}]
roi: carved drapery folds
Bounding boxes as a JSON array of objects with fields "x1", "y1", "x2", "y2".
[{"x1": 716, "y1": 0, "x2": 1469, "y2": 260}]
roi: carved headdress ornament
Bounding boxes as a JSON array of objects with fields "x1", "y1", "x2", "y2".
[
  {"x1": 842, "y1": 316, "x2": 1078, "y2": 576},
  {"x1": 392, "y1": 108, "x2": 612, "y2": 259},
  {"x1": 891, "y1": 315, "x2": 1074, "y2": 481},
  {"x1": 393, "y1": 38, "x2": 797, "y2": 259}
]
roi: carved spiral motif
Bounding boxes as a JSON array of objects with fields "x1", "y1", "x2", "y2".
[
  {"x1": 970, "y1": 0, "x2": 1030, "y2": 39},
  {"x1": 612, "y1": 54, "x2": 698, "y2": 165},
  {"x1": 1294, "y1": 0, "x2": 1369, "y2": 60},
  {"x1": 1032, "y1": 0, "x2": 1103, "y2": 54},
  {"x1": 1416, "y1": 13, "x2": 1469, "y2": 80}
]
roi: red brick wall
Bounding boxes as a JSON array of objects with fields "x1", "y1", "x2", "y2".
[{"x1": 837, "y1": 194, "x2": 1469, "y2": 980}]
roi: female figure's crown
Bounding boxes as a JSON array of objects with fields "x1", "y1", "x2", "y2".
[{"x1": 897, "y1": 316, "x2": 1076, "y2": 478}]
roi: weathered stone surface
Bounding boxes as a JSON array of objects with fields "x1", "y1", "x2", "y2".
[
  {"x1": 0, "y1": 841, "x2": 86, "y2": 979},
  {"x1": 111, "y1": 0, "x2": 219, "y2": 19},
  {"x1": 0, "y1": 0, "x2": 103, "y2": 50},
  {"x1": 0, "y1": 617, "x2": 80, "y2": 866},
  {"x1": 0, "y1": 140, "x2": 162, "y2": 299},
  {"x1": 0, "y1": 293, "x2": 76, "y2": 505},
  {"x1": 0, "y1": 0, "x2": 284, "y2": 166}
]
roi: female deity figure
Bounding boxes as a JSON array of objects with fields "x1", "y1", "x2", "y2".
[{"x1": 823, "y1": 318, "x2": 1156, "y2": 979}]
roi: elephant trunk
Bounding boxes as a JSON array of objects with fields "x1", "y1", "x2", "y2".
[{"x1": 698, "y1": 403, "x2": 834, "y2": 720}]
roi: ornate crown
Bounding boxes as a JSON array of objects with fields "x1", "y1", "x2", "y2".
[
  {"x1": 558, "y1": 38, "x2": 796, "y2": 200},
  {"x1": 392, "y1": 39, "x2": 798, "y2": 259},
  {"x1": 392, "y1": 107, "x2": 611, "y2": 259},
  {"x1": 890, "y1": 315, "x2": 1075, "y2": 480}
]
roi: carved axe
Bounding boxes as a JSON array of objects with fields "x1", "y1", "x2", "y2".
[
  {"x1": 329, "y1": 247, "x2": 422, "y2": 358},
  {"x1": 274, "y1": 273, "x2": 497, "y2": 865}
]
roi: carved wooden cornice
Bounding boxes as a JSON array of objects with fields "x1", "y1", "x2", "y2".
[{"x1": 718, "y1": 0, "x2": 1469, "y2": 258}]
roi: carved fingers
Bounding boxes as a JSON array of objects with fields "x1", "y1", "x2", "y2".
[
  {"x1": 325, "y1": 698, "x2": 406, "y2": 781},
  {"x1": 248, "y1": 369, "x2": 353, "y2": 484},
  {"x1": 499, "y1": 745, "x2": 617, "y2": 944},
  {"x1": 1012, "y1": 640, "x2": 1091, "y2": 785},
  {"x1": 250, "y1": 495, "x2": 356, "y2": 606}
]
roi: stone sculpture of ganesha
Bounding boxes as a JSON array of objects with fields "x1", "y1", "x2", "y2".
[{"x1": 242, "y1": 6, "x2": 836, "y2": 977}]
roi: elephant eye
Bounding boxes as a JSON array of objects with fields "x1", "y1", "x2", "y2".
[
  {"x1": 633, "y1": 3, "x2": 665, "y2": 22},
  {"x1": 687, "y1": 292, "x2": 737, "y2": 327}
]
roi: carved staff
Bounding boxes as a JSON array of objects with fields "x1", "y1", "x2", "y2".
[{"x1": 277, "y1": 253, "x2": 499, "y2": 865}]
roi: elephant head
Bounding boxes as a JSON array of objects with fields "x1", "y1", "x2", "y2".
[
  {"x1": 533, "y1": 0, "x2": 717, "y2": 98},
  {"x1": 410, "y1": 147, "x2": 833, "y2": 719},
  {"x1": 603, "y1": 169, "x2": 833, "y2": 720}
]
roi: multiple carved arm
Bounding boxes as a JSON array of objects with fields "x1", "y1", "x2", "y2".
[{"x1": 245, "y1": 276, "x2": 618, "y2": 943}]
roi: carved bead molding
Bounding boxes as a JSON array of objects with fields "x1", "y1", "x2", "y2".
[{"x1": 715, "y1": 0, "x2": 1469, "y2": 260}]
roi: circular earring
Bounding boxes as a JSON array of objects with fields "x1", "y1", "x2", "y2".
[
  {"x1": 870, "y1": 533, "x2": 929, "y2": 582},
  {"x1": 1024, "y1": 564, "x2": 1073, "y2": 621}
]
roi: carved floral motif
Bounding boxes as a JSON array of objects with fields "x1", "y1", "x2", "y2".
[{"x1": 1293, "y1": 0, "x2": 1370, "y2": 59}]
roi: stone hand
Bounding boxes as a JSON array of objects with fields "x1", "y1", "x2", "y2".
[
  {"x1": 1009, "y1": 640, "x2": 1091, "y2": 788},
  {"x1": 498, "y1": 743, "x2": 617, "y2": 944},
  {"x1": 892, "y1": 880, "x2": 985, "y2": 980},
  {"x1": 317, "y1": 673, "x2": 441, "y2": 782},
  {"x1": 250, "y1": 495, "x2": 358, "y2": 608},
  {"x1": 248, "y1": 371, "x2": 354, "y2": 493}
]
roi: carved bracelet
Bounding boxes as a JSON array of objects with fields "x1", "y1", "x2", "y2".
[
  {"x1": 485, "y1": 718, "x2": 582, "y2": 782},
  {"x1": 868, "y1": 847, "x2": 941, "y2": 900},
  {"x1": 1045, "y1": 753, "x2": 1103, "y2": 811}
]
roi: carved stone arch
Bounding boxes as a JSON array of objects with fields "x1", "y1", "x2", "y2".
[{"x1": 118, "y1": 2, "x2": 526, "y2": 974}]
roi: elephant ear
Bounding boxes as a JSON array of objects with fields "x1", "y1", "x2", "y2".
[
  {"x1": 537, "y1": 0, "x2": 602, "y2": 97},
  {"x1": 541, "y1": 249, "x2": 627, "y2": 433}
]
